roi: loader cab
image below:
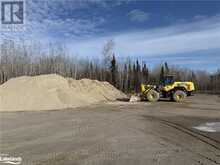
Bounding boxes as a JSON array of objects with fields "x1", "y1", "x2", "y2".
[{"x1": 162, "y1": 75, "x2": 174, "y2": 86}]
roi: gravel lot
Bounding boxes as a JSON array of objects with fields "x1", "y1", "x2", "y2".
[{"x1": 0, "y1": 94, "x2": 220, "y2": 165}]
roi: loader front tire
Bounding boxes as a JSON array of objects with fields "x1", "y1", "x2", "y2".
[
  {"x1": 173, "y1": 90, "x2": 186, "y2": 102},
  {"x1": 147, "y1": 90, "x2": 160, "y2": 102}
]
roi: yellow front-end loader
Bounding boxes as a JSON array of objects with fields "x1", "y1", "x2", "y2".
[{"x1": 140, "y1": 75, "x2": 195, "y2": 102}]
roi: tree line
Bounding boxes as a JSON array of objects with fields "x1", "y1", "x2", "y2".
[{"x1": 0, "y1": 40, "x2": 220, "y2": 94}]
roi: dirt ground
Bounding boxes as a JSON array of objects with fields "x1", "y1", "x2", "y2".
[{"x1": 0, "y1": 94, "x2": 220, "y2": 165}]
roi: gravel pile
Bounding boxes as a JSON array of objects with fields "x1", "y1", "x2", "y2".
[{"x1": 0, "y1": 74, "x2": 126, "y2": 111}]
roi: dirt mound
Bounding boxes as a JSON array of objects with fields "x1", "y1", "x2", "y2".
[{"x1": 0, "y1": 74, "x2": 126, "y2": 111}]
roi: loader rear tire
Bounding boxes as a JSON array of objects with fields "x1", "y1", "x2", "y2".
[
  {"x1": 147, "y1": 90, "x2": 160, "y2": 102},
  {"x1": 173, "y1": 90, "x2": 186, "y2": 102}
]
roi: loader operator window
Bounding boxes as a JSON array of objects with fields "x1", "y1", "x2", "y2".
[{"x1": 163, "y1": 76, "x2": 174, "y2": 85}]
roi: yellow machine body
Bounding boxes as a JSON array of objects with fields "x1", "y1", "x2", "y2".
[
  {"x1": 140, "y1": 79, "x2": 195, "y2": 102},
  {"x1": 162, "y1": 81, "x2": 195, "y2": 92}
]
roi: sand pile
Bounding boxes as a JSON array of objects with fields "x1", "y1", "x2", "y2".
[{"x1": 0, "y1": 74, "x2": 126, "y2": 111}]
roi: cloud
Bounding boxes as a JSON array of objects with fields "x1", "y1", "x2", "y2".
[
  {"x1": 1, "y1": 0, "x2": 220, "y2": 71},
  {"x1": 83, "y1": 0, "x2": 135, "y2": 8},
  {"x1": 0, "y1": 0, "x2": 107, "y2": 42},
  {"x1": 66, "y1": 14, "x2": 220, "y2": 58},
  {"x1": 27, "y1": 0, "x2": 106, "y2": 36},
  {"x1": 127, "y1": 9, "x2": 150, "y2": 22},
  {"x1": 193, "y1": 15, "x2": 208, "y2": 21}
]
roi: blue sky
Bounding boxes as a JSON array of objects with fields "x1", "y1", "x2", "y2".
[{"x1": 1, "y1": 0, "x2": 220, "y2": 72}]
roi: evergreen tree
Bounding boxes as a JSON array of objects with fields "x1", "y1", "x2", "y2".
[
  {"x1": 132, "y1": 63, "x2": 136, "y2": 92},
  {"x1": 110, "y1": 54, "x2": 117, "y2": 87},
  {"x1": 127, "y1": 62, "x2": 132, "y2": 92},
  {"x1": 142, "y1": 64, "x2": 149, "y2": 83},
  {"x1": 122, "y1": 64, "x2": 128, "y2": 92},
  {"x1": 89, "y1": 62, "x2": 93, "y2": 79},
  {"x1": 159, "y1": 65, "x2": 165, "y2": 84},
  {"x1": 135, "y1": 60, "x2": 141, "y2": 92},
  {"x1": 164, "y1": 62, "x2": 169, "y2": 75}
]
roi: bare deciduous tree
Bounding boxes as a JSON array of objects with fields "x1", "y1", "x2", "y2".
[{"x1": 0, "y1": 40, "x2": 220, "y2": 94}]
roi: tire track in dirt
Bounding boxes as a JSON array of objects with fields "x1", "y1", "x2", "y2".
[{"x1": 144, "y1": 115, "x2": 220, "y2": 164}]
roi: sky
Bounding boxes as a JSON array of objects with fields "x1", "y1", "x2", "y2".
[{"x1": 1, "y1": 0, "x2": 220, "y2": 72}]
